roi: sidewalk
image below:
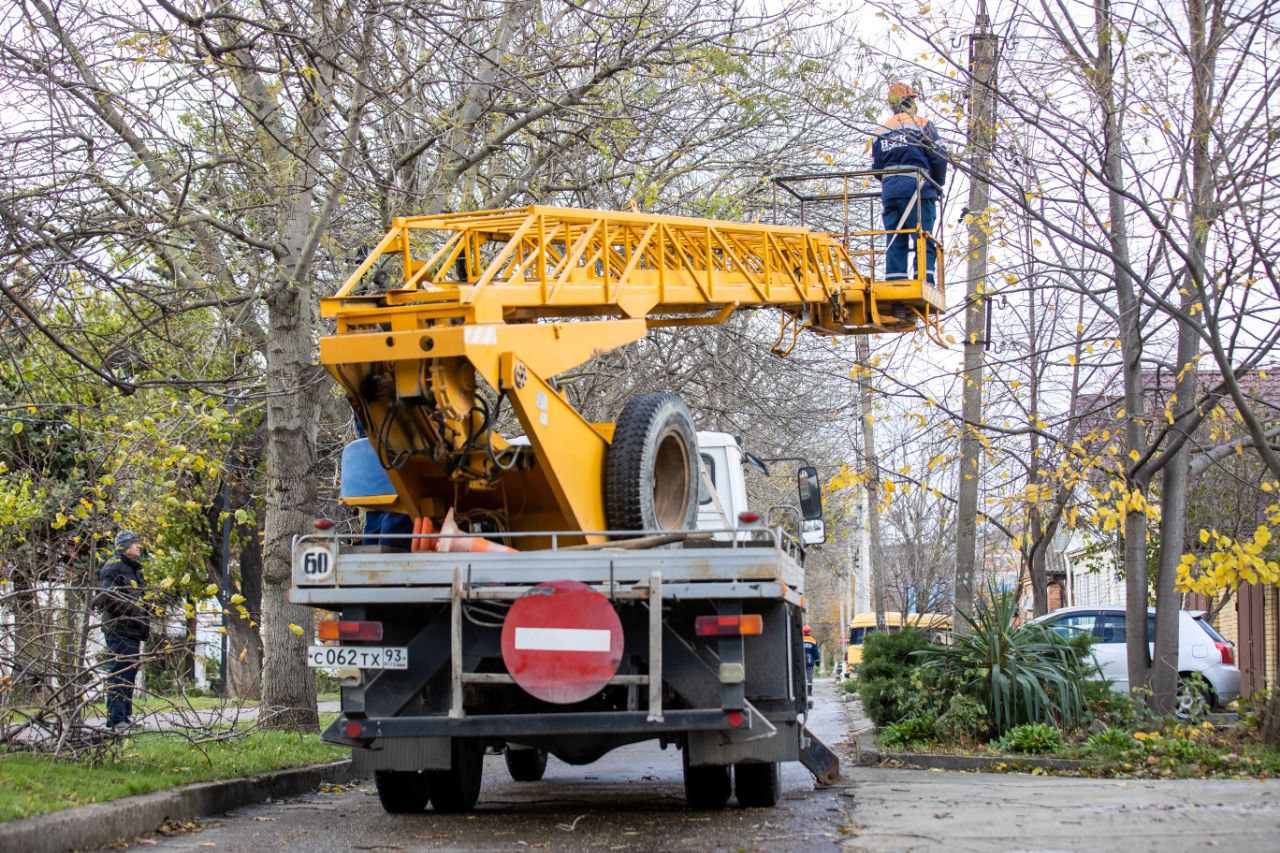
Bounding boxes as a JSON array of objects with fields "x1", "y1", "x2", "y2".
[
  {"x1": 841, "y1": 765, "x2": 1280, "y2": 851},
  {"x1": 80, "y1": 700, "x2": 341, "y2": 733},
  {"x1": 9, "y1": 700, "x2": 342, "y2": 748},
  {"x1": 837, "y1": 694, "x2": 1280, "y2": 851}
]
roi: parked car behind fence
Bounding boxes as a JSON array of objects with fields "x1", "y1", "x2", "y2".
[{"x1": 1034, "y1": 605, "x2": 1241, "y2": 718}]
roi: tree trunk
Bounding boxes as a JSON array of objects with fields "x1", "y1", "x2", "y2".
[
  {"x1": 1263, "y1": 692, "x2": 1280, "y2": 749},
  {"x1": 1093, "y1": 0, "x2": 1152, "y2": 697},
  {"x1": 953, "y1": 21, "x2": 998, "y2": 636},
  {"x1": 1028, "y1": 519, "x2": 1053, "y2": 618},
  {"x1": 229, "y1": 429, "x2": 266, "y2": 700},
  {"x1": 1149, "y1": 0, "x2": 1214, "y2": 716},
  {"x1": 227, "y1": 612, "x2": 264, "y2": 700},
  {"x1": 8, "y1": 563, "x2": 50, "y2": 706},
  {"x1": 259, "y1": 279, "x2": 320, "y2": 730},
  {"x1": 1152, "y1": 455, "x2": 1188, "y2": 715}
]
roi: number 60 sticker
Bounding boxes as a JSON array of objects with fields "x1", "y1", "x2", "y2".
[{"x1": 298, "y1": 544, "x2": 335, "y2": 583}]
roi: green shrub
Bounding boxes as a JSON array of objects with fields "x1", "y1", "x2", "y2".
[
  {"x1": 1083, "y1": 678, "x2": 1138, "y2": 728},
  {"x1": 915, "y1": 585, "x2": 1097, "y2": 735},
  {"x1": 993, "y1": 722, "x2": 1064, "y2": 754},
  {"x1": 881, "y1": 716, "x2": 936, "y2": 749},
  {"x1": 1083, "y1": 727, "x2": 1138, "y2": 756},
  {"x1": 838, "y1": 678, "x2": 858, "y2": 695},
  {"x1": 314, "y1": 668, "x2": 342, "y2": 694},
  {"x1": 1152, "y1": 735, "x2": 1209, "y2": 763},
  {"x1": 857, "y1": 627, "x2": 932, "y2": 726},
  {"x1": 936, "y1": 693, "x2": 990, "y2": 741}
]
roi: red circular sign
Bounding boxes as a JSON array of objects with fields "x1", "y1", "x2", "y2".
[{"x1": 501, "y1": 580, "x2": 624, "y2": 704}]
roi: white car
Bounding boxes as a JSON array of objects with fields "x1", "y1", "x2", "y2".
[{"x1": 1036, "y1": 605, "x2": 1241, "y2": 717}]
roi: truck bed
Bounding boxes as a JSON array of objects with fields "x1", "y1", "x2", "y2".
[{"x1": 289, "y1": 530, "x2": 805, "y2": 606}]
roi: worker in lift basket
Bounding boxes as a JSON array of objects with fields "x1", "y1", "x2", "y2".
[
  {"x1": 803, "y1": 625, "x2": 820, "y2": 689},
  {"x1": 869, "y1": 81, "x2": 949, "y2": 285}
]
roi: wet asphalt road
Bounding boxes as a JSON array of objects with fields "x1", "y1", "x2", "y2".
[
  {"x1": 104, "y1": 678, "x2": 1280, "y2": 852},
  {"x1": 116, "y1": 679, "x2": 857, "y2": 852}
]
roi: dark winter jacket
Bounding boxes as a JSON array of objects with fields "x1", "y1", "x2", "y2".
[
  {"x1": 804, "y1": 637, "x2": 820, "y2": 667},
  {"x1": 96, "y1": 554, "x2": 150, "y2": 642},
  {"x1": 870, "y1": 112, "x2": 948, "y2": 201}
]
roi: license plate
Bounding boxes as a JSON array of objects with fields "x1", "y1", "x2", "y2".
[{"x1": 306, "y1": 645, "x2": 408, "y2": 670}]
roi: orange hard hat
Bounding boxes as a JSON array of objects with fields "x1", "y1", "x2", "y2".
[
  {"x1": 803, "y1": 625, "x2": 813, "y2": 635},
  {"x1": 888, "y1": 81, "x2": 917, "y2": 108}
]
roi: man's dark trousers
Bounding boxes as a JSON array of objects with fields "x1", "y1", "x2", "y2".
[
  {"x1": 103, "y1": 631, "x2": 140, "y2": 726},
  {"x1": 882, "y1": 196, "x2": 937, "y2": 281}
]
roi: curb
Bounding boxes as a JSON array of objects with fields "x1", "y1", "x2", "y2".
[
  {"x1": 855, "y1": 737, "x2": 1097, "y2": 772},
  {"x1": 0, "y1": 759, "x2": 357, "y2": 852}
]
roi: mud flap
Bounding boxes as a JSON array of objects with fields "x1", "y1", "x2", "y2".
[{"x1": 799, "y1": 724, "x2": 841, "y2": 786}]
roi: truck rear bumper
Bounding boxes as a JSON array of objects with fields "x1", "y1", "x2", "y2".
[{"x1": 327, "y1": 708, "x2": 764, "y2": 743}]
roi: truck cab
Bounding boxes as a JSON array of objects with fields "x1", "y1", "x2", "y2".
[
  {"x1": 695, "y1": 432, "x2": 825, "y2": 548},
  {"x1": 695, "y1": 432, "x2": 751, "y2": 533}
]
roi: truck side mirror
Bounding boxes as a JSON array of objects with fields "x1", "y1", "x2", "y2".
[
  {"x1": 801, "y1": 518, "x2": 826, "y2": 546},
  {"x1": 798, "y1": 466, "x2": 823, "y2": 521}
]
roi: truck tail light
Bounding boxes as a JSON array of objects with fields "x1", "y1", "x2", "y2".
[
  {"x1": 1215, "y1": 641, "x2": 1234, "y2": 665},
  {"x1": 313, "y1": 519, "x2": 334, "y2": 531},
  {"x1": 318, "y1": 620, "x2": 384, "y2": 641},
  {"x1": 695, "y1": 614, "x2": 763, "y2": 637},
  {"x1": 738, "y1": 511, "x2": 760, "y2": 524},
  {"x1": 344, "y1": 720, "x2": 365, "y2": 738}
]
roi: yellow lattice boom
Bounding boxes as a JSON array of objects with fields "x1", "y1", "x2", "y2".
[{"x1": 321, "y1": 205, "x2": 943, "y2": 545}]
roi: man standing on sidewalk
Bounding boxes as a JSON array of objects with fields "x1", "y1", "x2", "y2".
[
  {"x1": 870, "y1": 81, "x2": 948, "y2": 284},
  {"x1": 95, "y1": 530, "x2": 151, "y2": 730}
]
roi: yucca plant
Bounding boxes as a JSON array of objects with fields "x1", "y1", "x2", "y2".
[{"x1": 914, "y1": 584, "x2": 1096, "y2": 736}]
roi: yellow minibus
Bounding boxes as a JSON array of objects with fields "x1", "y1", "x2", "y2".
[{"x1": 845, "y1": 611, "x2": 952, "y2": 670}]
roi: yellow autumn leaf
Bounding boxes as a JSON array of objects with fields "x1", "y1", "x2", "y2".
[{"x1": 289, "y1": 623, "x2": 305, "y2": 636}]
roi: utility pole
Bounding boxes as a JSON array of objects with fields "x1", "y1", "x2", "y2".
[
  {"x1": 952, "y1": 3, "x2": 998, "y2": 635},
  {"x1": 856, "y1": 496, "x2": 871, "y2": 614},
  {"x1": 855, "y1": 335, "x2": 887, "y2": 630},
  {"x1": 217, "y1": 392, "x2": 242, "y2": 696},
  {"x1": 219, "y1": 472, "x2": 232, "y2": 697}
]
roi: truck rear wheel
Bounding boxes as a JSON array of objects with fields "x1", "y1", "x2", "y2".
[
  {"x1": 734, "y1": 761, "x2": 781, "y2": 808},
  {"x1": 682, "y1": 748, "x2": 731, "y2": 810},
  {"x1": 426, "y1": 738, "x2": 484, "y2": 812},
  {"x1": 606, "y1": 393, "x2": 698, "y2": 533},
  {"x1": 374, "y1": 769, "x2": 429, "y2": 813},
  {"x1": 504, "y1": 746, "x2": 548, "y2": 781}
]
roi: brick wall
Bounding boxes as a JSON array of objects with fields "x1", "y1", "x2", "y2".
[{"x1": 1213, "y1": 594, "x2": 1239, "y2": 647}]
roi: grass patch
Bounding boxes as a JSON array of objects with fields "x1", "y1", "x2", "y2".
[{"x1": 0, "y1": 725, "x2": 343, "y2": 823}]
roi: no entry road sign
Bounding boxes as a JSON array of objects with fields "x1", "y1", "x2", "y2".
[{"x1": 501, "y1": 580, "x2": 624, "y2": 704}]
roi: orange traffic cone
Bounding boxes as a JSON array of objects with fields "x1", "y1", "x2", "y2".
[
  {"x1": 437, "y1": 508, "x2": 516, "y2": 554},
  {"x1": 411, "y1": 516, "x2": 437, "y2": 553}
]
